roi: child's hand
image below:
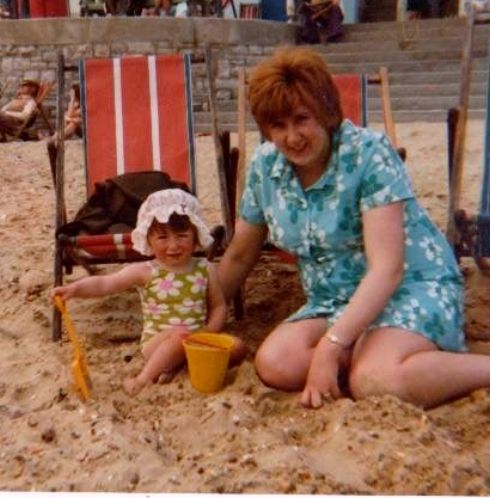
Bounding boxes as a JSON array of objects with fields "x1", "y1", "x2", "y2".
[{"x1": 51, "y1": 284, "x2": 76, "y2": 301}]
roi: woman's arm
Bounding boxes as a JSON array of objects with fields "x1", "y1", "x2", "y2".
[
  {"x1": 205, "y1": 264, "x2": 228, "y2": 331},
  {"x1": 52, "y1": 262, "x2": 150, "y2": 300},
  {"x1": 325, "y1": 200, "x2": 405, "y2": 344},
  {"x1": 301, "y1": 201, "x2": 405, "y2": 407},
  {"x1": 217, "y1": 218, "x2": 268, "y2": 303}
]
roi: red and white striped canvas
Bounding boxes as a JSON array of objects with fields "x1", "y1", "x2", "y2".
[
  {"x1": 81, "y1": 53, "x2": 195, "y2": 194},
  {"x1": 332, "y1": 74, "x2": 365, "y2": 126}
]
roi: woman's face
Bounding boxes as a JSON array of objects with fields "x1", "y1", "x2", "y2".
[{"x1": 267, "y1": 106, "x2": 330, "y2": 173}]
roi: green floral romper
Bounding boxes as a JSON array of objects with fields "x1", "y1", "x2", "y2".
[
  {"x1": 240, "y1": 120, "x2": 466, "y2": 352},
  {"x1": 138, "y1": 258, "x2": 209, "y2": 347}
]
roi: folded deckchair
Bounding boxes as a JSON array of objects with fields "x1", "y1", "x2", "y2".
[
  {"x1": 446, "y1": 33, "x2": 490, "y2": 273},
  {"x1": 446, "y1": 8, "x2": 490, "y2": 272},
  {"x1": 0, "y1": 80, "x2": 54, "y2": 141},
  {"x1": 52, "y1": 51, "x2": 230, "y2": 340}
]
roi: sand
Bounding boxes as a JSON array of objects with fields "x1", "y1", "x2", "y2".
[{"x1": 0, "y1": 121, "x2": 490, "y2": 494}]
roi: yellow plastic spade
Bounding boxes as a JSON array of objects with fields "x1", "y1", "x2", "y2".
[{"x1": 53, "y1": 295, "x2": 92, "y2": 401}]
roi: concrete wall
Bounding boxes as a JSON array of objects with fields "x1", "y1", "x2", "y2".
[{"x1": 0, "y1": 17, "x2": 296, "y2": 126}]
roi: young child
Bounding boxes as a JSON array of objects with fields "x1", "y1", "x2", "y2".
[{"x1": 52, "y1": 188, "x2": 246, "y2": 396}]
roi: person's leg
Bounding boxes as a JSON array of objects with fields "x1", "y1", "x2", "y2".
[
  {"x1": 349, "y1": 327, "x2": 490, "y2": 408},
  {"x1": 229, "y1": 336, "x2": 248, "y2": 367},
  {"x1": 63, "y1": 122, "x2": 77, "y2": 140},
  {"x1": 123, "y1": 328, "x2": 190, "y2": 395},
  {"x1": 0, "y1": 112, "x2": 20, "y2": 136},
  {"x1": 105, "y1": 0, "x2": 117, "y2": 14},
  {"x1": 254, "y1": 318, "x2": 328, "y2": 391},
  {"x1": 323, "y1": 5, "x2": 344, "y2": 42}
]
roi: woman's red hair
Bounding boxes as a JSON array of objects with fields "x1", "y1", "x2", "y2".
[{"x1": 247, "y1": 46, "x2": 342, "y2": 139}]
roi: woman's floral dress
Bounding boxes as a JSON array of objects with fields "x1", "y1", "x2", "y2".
[
  {"x1": 240, "y1": 120, "x2": 466, "y2": 351},
  {"x1": 138, "y1": 258, "x2": 209, "y2": 347}
]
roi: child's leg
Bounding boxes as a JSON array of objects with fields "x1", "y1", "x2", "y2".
[
  {"x1": 229, "y1": 337, "x2": 248, "y2": 367},
  {"x1": 123, "y1": 328, "x2": 189, "y2": 395}
]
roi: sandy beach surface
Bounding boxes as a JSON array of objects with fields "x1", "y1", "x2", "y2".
[{"x1": 0, "y1": 121, "x2": 490, "y2": 494}]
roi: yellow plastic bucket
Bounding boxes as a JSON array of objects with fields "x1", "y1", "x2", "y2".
[{"x1": 183, "y1": 332, "x2": 235, "y2": 394}]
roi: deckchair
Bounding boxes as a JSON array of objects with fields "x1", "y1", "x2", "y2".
[
  {"x1": 446, "y1": 21, "x2": 490, "y2": 275},
  {"x1": 52, "y1": 51, "x2": 230, "y2": 340},
  {"x1": 0, "y1": 80, "x2": 54, "y2": 141}
]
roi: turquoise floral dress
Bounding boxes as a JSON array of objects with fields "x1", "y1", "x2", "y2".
[
  {"x1": 138, "y1": 258, "x2": 209, "y2": 347},
  {"x1": 240, "y1": 120, "x2": 466, "y2": 352}
]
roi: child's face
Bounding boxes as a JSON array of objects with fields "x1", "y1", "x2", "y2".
[{"x1": 147, "y1": 224, "x2": 196, "y2": 267}]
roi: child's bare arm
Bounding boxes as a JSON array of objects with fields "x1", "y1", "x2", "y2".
[
  {"x1": 52, "y1": 262, "x2": 150, "y2": 300},
  {"x1": 205, "y1": 264, "x2": 228, "y2": 332}
]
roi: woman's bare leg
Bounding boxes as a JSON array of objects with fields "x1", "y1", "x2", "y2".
[
  {"x1": 349, "y1": 327, "x2": 490, "y2": 408},
  {"x1": 254, "y1": 318, "x2": 328, "y2": 391}
]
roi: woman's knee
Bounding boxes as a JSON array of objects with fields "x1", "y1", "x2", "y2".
[
  {"x1": 348, "y1": 360, "x2": 410, "y2": 402},
  {"x1": 254, "y1": 343, "x2": 304, "y2": 391}
]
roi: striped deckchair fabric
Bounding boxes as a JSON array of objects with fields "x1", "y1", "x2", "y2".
[
  {"x1": 333, "y1": 73, "x2": 367, "y2": 126},
  {"x1": 240, "y1": 2, "x2": 261, "y2": 19},
  {"x1": 80, "y1": 54, "x2": 196, "y2": 194}
]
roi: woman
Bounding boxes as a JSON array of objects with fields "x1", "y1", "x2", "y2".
[{"x1": 218, "y1": 46, "x2": 490, "y2": 409}]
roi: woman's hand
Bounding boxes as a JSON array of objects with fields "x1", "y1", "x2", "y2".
[{"x1": 300, "y1": 337, "x2": 344, "y2": 408}]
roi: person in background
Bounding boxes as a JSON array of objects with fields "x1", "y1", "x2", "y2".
[
  {"x1": 0, "y1": 79, "x2": 39, "y2": 138},
  {"x1": 46, "y1": 83, "x2": 81, "y2": 143},
  {"x1": 147, "y1": 0, "x2": 171, "y2": 15},
  {"x1": 296, "y1": 0, "x2": 344, "y2": 44},
  {"x1": 407, "y1": 0, "x2": 430, "y2": 19},
  {"x1": 46, "y1": 83, "x2": 82, "y2": 182},
  {"x1": 0, "y1": 0, "x2": 11, "y2": 18},
  {"x1": 217, "y1": 46, "x2": 490, "y2": 410}
]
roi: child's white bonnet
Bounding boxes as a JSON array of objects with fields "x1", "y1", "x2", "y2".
[{"x1": 131, "y1": 189, "x2": 213, "y2": 256}]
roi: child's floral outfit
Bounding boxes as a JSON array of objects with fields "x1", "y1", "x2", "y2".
[{"x1": 139, "y1": 257, "x2": 209, "y2": 346}]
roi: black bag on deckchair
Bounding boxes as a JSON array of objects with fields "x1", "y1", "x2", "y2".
[{"x1": 57, "y1": 171, "x2": 189, "y2": 237}]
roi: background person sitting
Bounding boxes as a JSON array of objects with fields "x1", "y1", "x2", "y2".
[
  {"x1": 297, "y1": 0, "x2": 344, "y2": 45},
  {"x1": 46, "y1": 83, "x2": 82, "y2": 184},
  {"x1": 45, "y1": 83, "x2": 81, "y2": 143},
  {"x1": 0, "y1": 79, "x2": 39, "y2": 138}
]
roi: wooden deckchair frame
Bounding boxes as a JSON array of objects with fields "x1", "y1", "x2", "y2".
[{"x1": 0, "y1": 81, "x2": 9, "y2": 101}]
